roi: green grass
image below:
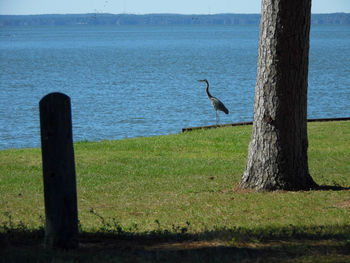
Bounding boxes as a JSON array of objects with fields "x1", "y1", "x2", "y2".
[{"x1": 1, "y1": 121, "x2": 349, "y2": 262}]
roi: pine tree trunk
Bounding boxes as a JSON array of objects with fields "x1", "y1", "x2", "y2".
[{"x1": 240, "y1": 0, "x2": 317, "y2": 191}]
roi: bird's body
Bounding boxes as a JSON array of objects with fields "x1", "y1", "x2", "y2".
[{"x1": 198, "y1": 79, "x2": 229, "y2": 124}]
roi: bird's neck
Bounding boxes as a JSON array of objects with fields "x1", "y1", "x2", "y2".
[{"x1": 205, "y1": 82, "x2": 212, "y2": 99}]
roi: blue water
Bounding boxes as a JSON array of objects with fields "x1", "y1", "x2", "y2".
[{"x1": 0, "y1": 25, "x2": 349, "y2": 149}]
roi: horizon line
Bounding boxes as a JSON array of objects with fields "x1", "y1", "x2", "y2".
[{"x1": 0, "y1": 12, "x2": 349, "y2": 16}]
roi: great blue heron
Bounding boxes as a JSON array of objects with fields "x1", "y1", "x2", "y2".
[{"x1": 198, "y1": 79, "x2": 229, "y2": 125}]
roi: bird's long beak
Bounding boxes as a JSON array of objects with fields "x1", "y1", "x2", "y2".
[{"x1": 198, "y1": 80, "x2": 204, "y2": 82}]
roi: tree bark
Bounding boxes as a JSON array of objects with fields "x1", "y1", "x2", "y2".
[{"x1": 240, "y1": 0, "x2": 318, "y2": 191}]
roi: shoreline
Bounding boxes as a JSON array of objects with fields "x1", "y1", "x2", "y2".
[
  {"x1": 182, "y1": 117, "x2": 350, "y2": 132},
  {"x1": 1, "y1": 118, "x2": 349, "y2": 151}
]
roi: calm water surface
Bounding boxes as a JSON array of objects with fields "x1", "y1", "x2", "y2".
[{"x1": 0, "y1": 25, "x2": 349, "y2": 149}]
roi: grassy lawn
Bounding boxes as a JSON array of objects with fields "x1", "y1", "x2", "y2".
[{"x1": 1, "y1": 121, "x2": 349, "y2": 262}]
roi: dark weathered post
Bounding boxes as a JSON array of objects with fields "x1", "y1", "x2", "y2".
[{"x1": 39, "y1": 92, "x2": 78, "y2": 249}]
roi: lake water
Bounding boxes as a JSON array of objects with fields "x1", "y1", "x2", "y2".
[{"x1": 0, "y1": 25, "x2": 349, "y2": 149}]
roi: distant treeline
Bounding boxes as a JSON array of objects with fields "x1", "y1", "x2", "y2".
[{"x1": 0, "y1": 13, "x2": 349, "y2": 26}]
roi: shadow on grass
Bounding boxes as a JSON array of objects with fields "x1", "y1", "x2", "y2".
[
  {"x1": 316, "y1": 185, "x2": 350, "y2": 191},
  {"x1": 1, "y1": 224, "x2": 350, "y2": 263}
]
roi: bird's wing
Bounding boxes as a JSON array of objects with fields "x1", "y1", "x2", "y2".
[{"x1": 211, "y1": 97, "x2": 229, "y2": 114}]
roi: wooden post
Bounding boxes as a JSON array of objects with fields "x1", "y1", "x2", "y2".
[{"x1": 39, "y1": 92, "x2": 78, "y2": 249}]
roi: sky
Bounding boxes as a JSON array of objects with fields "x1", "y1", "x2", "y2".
[{"x1": 0, "y1": 0, "x2": 350, "y2": 15}]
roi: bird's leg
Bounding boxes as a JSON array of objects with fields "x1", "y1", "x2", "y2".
[{"x1": 216, "y1": 111, "x2": 219, "y2": 125}]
